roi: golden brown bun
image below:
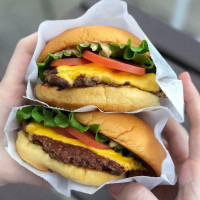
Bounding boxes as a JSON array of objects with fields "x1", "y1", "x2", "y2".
[
  {"x1": 74, "y1": 112, "x2": 166, "y2": 176},
  {"x1": 16, "y1": 130, "x2": 124, "y2": 186},
  {"x1": 34, "y1": 84, "x2": 160, "y2": 112},
  {"x1": 37, "y1": 25, "x2": 142, "y2": 63}
]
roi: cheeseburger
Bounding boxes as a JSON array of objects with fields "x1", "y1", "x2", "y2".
[
  {"x1": 16, "y1": 106, "x2": 166, "y2": 186},
  {"x1": 35, "y1": 25, "x2": 165, "y2": 112}
]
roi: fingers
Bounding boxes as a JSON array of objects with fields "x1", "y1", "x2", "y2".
[
  {"x1": 108, "y1": 182, "x2": 158, "y2": 200},
  {"x1": 178, "y1": 72, "x2": 200, "y2": 159},
  {"x1": 2, "y1": 32, "x2": 38, "y2": 86},
  {"x1": 0, "y1": 33, "x2": 37, "y2": 146},
  {"x1": 0, "y1": 147, "x2": 50, "y2": 188},
  {"x1": 179, "y1": 72, "x2": 200, "y2": 129},
  {"x1": 152, "y1": 185, "x2": 178, "y2": 200},
  {"x1": 12, "y1": 168, "x2": 51, "y2": 188},
  {"x1": 162, "y1": 117, "x2": 189, "y2": 166}
]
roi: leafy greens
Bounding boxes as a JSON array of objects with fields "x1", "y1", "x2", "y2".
[
  {"x1": 16, "y1": 106, "x2": 99, "y2": 134},
  {"x1": 37, "y1": 39, "x2": 156, "y2": 81}
]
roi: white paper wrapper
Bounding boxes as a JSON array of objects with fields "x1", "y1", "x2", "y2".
[
  {"x1": 25, "y1": 0, "x2": 184, "y2": 123},
  {"x1": 5, "y1": 105, "x2": 176, "y2": 197}
]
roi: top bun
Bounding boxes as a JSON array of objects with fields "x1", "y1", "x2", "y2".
[
  {"x1": 74, "y1": 112, "x2": 166, "y2": 176},
  {"x1": 37, "y1": 25, "x2": 142, "y2": 63}
]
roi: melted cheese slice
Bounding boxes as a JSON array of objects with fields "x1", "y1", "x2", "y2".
[
  {"x1": 56, "y1": 63, "x2": 159, "y2": 92},
  {"x1": 26, "y1": 122, "x2": 146, "y2": 172}
]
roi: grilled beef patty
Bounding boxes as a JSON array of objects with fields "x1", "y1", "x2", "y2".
[
  {"x1": 32, "y1": 134, "x2": 125, "y2": 175},
  {"x1": 43, "y1": 69, "x2": 165, "y2": 97},
  {"x1": 31, "y1": 134, "x2": 154, "y2": 177}
]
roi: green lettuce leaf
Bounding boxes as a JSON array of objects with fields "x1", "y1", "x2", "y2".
[
  {"x1": 16, "y1": 106, "x2": 34, "y2": 123},
  {"x1": 37, "y1": 39, "x2": 156, "y2": 81},
  {"x1": 114, "y1": 144, "x2": 124, "y2": 153},
  {"x1": 32, "y1": 106, "x2": 44, "y2": 122},
  {"x1": 69, "y1": 112, "x2": 90, "y2": 133},
  {"x1": 16, "y1": 106, "x2": 99, "y2": 134},
  {"x1": 114, "y1": 144, "x2": 136, "y2": 157},
  {"x1": 95, "y1": 132, "x2": 108, "y2": 143},
  {"x1": 54, "y1": 110, "x2": 69, "y2": 128}
]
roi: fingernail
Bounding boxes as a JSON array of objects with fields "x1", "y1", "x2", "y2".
[
  {"x1": 109, "y1": 183, "x2": 124, "y2": 195},
  {"x1": 185, "y1": 72, "x2": 191, "y2": 81}
]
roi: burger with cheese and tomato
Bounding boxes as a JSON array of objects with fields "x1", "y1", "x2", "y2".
[
  {"x1": 35, "y1": 25, "x2": 165, "y2": 112},
  {"x1": 16, "y1": 106, "x2": 166, "y2": 186}
]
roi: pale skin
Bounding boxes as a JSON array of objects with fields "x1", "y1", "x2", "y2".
[
  {"x1": 0, "y1": 33, "x2": 50, "y2": 187},
  {"x1": 0, "y1": 34, "x2": 200, "y2": 200}
]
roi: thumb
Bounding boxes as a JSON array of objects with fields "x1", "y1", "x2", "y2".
[{"x1": 108, "y1": 182, "x2": 158, "y2": 200}]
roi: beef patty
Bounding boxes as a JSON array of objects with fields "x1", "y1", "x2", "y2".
[
  {"x1": 31, "y1": 134, "x2": 152, "y2": 177},
  {"x1": 32, "y1": 134, "x2": 125, "y2": 175},
  {"x1": 44, "y1": 69, "x2": 102, "y2": 90},
  {"x1": 43, "y1": 69, "x2": 165, "y2": 97}
]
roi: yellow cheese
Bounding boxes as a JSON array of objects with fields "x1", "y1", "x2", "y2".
[
  {"x1": 56, "y1": 63, "x2": 159, "y2": 92},
  {"x1": 26, "y1": 122, "x2": 146, "y2": 172}
]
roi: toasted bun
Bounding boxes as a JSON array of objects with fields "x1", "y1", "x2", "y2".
[
  {"x1": 34, "y1": 84, "x2": 160, "y2": 112},
  {"x1": 74, "y1": 112, "x2": 166, "y2": 176},
  {"x1": 16, "y1": 130, "x2": 124, "y2": 186},
  {"x1": 37, "y1": 25, "x2": 142, "y2": 63}
]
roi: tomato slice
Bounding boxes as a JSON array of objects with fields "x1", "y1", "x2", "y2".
[
  {"x1": 50, "y1": 58, "x2": 91, "y2": 66},
  {"x1": 82, "y1": 50, "x2": 145, "y2": 75},
  {"x1": 65, "y1": 127, "x2": 111, "y2": 149},
  {"x1": 53, "y1": 127, "x2": 76, "y2": 139}
]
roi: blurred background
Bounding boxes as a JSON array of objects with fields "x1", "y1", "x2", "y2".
[{"x1": 0, "y1": 0, "x2": 199, "y2": 200}]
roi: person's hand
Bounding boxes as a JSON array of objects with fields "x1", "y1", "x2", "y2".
[
  {"x1": 108, "y1": 72, "x2": 200, "y2": 200},
  {"x1": 0, "y1": 33, "x2": 50, "y2": 187}
]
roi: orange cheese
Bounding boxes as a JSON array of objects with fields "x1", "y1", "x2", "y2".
[{"x1": 56, "y1": 63, "x2": 159, "y2": 92}]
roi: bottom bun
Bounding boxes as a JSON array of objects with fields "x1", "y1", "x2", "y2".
[
  {"x1": 34, "y1": 84, "x2": 160, "y2": 112},
  {"x1": 16, "y1": 130, "x2": 124, "y2": 186}
]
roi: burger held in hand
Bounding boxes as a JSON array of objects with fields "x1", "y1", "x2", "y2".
[
  {"x1": 35, "y1": 25, "x2": 165, "y2": 112},
  {"x1": 16, "y1": 106, "x2": 166, "y2": 186}
]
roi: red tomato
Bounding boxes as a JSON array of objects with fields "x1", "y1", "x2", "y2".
[
  {"x1": 50, "y1": 58, "x2": 91, "y2": 66},
  {"x1": 53, "y1": 127, "x2": 76, "y2": 139},
  {"x1": 82, "y1": 50, "x2": 145, "y2": 75},
  {"x1": 65, "y1": 127, "x2": 111, "y2": 149}
]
